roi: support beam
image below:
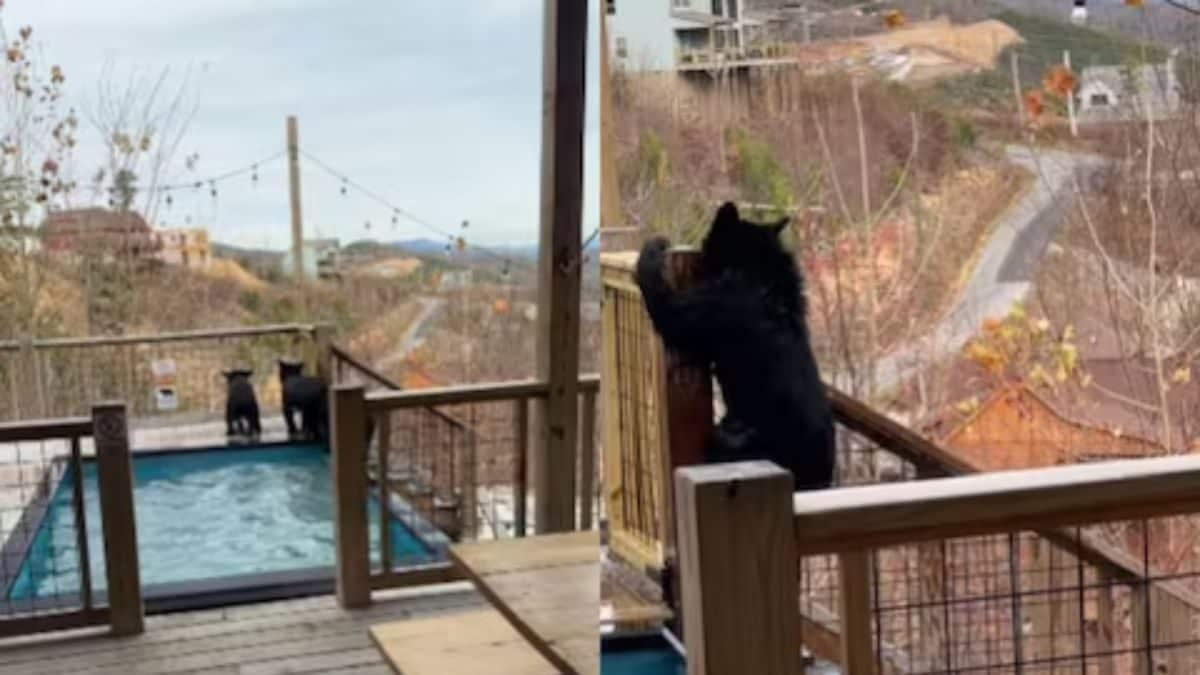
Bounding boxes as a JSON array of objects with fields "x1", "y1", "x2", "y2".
[
  {"x1": 332, "y1": 385, "x2": 371, "y2": 608},
  {"x1": 92, "y1": 403, "x2": 143, "y2": 636},
  {"x1": 534, "y1": 0, "x2": 589, "y2": 534}
]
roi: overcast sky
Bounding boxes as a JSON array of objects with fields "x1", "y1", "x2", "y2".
[{"x1": 4, "y1": 1, "x2": 599, "y2": 250}]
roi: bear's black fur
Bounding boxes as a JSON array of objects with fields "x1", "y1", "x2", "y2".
[
  {"x1": 223, "y1": 369, "x2": 262, "y2": 440},
  {"x1": 279, "y1": 359, "x2": 330, "y2": 443},
  {"x1": 635, "y1": 202, "x2": 836, "y2": 491}
]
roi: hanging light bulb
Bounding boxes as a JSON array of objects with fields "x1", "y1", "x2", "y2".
[
  {"x1": 251, "y1": 164, "x2": 259, "y2": 184},
  {"x1": 340, "y1": 179, "x2": 348, "y2": 196},
  {"x1": 209, "y1": 181, "x2": 218, "y2": 198},
  {"x1": 461, "y1": 219, "x2": 469, "y2": 230},
  {"x1": 1071, "y1": 0, "x2": 1087, "y2": 25},
  {"x1": 365, "y1": 220, "x2": 371, "y2": 231},
  {"x1": 165, "y1": 194, "x2": 173, "y2": 209}
]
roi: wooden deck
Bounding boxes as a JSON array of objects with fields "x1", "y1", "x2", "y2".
[
  {"x1": 0, "y1": 583, "x2": 482, "y2": 675},
  {"x1": 449, "y1": 531, "x2": 599, "y2": 675}
]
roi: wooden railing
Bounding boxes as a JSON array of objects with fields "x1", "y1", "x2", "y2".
[
  {"x1": 677, "y1": 456, "x2": 1200, "y2": 674},
  {"x1": 0, "y1": 323, "x2": 331, "y2": 422},
  {"x1": 328, "y1": 374, "x2": 600, "y2": 609},
  {"x1": 0, "y1": 405, "x2": 143, "y2": 640}
]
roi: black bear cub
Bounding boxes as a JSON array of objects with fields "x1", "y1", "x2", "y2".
[
  {"x1": 635, "y1": 202, "x2": 836, "y2": 491},
  {"x1": 279, "y1": 359, "x2": 330, "y2": 443},
  {"x1": 223, "y1": 368, "x2": 262, "y2": 441}
]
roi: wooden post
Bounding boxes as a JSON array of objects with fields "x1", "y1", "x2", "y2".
[
  {"x1": 332, "y1": 385, "x2": 371, "y2": 608},
  {"x1": 838, "y1": 551, "x2": 876, "y2": 675},
  {"x1": 675, "y1": 462, "x2": 800, "y2": 675},
  {"x1": 377, "y1": 412, "x2": 393, "y2": 573},
  {"x1": 579, "y1": 388, "x2": 597, "y2": 530},
  {"x1": 658, "y1": 248, "x2": 714, "y2": 636},
  {"x1": 1011, "y1": 51, "x2": 1025, "y2": 129},
  {"x1": 1064, "y1": 51, "x2": 1078, "y2": 138},
  {"x1": 91, "y1": 403, "x2": 144, "y2": 636},
  {"x1": 514, "y1": 398, "x2": 529, "y2": 537},
  {"x1": 287, "y1": 116, "x2": 305, "y2": 282},
  {"x1": 534, "y1": 0, "x2": 588, "y2": 534},
  {"x1": 312, "y1": 323, "x2": 334, "y2": 386},
  {"x1": 599, "y1": 0, "x2": 622, "y2": 237}
]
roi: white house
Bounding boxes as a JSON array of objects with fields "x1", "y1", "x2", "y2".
[
  {"x1": 607, "y1": 0, "x2": 770, "y2": 73},
  {"x1": 1077, "y1": 52, "x2": 1181, "y2": 123},
  {"x1": 281, "y1": 238, "x2": 341, "y2": 281}
]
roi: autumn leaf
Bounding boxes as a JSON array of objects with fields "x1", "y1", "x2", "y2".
[
  {"x1": 1030, "y1": 364, "x2": 1054, "y2": 388},
  {"x1": 1173, "y1": 367, "x2": 1192, "y2": 384},
  {"x1": 6, "y1": 48, "x2": 21, "y2": 64},
  {"x1": 18, "y1": 26, "x2": 31, "y2": 42},
  {"x1": 1009, "y1": 302, "x2": 1027, "y2": 323},
  {"x1": 966, "y1": 341, "x2": 1006, "y2": 375},
  {"x1": 982, "y1": 317, "x2": 1003, "y2": 333},
  {"x1": 50, "y1": 65, "x2": 64, "y2": 85},
  {"x1": 1042, "y1": 65, "x2": 1077, "y2": 99},
  {"x1": 1126, "y1": 0, "x2": 1144, "y2": 6},
  {"x1": 1057, "y1": 342, "x2": 1079, "y2": 374},
  {"x1": 1031, "y1": 318, "x2": 1051, "y2": 335},
  {"x1": 955, "y1": 397, "x2": 980, "y2": 415},
  {"x1": 1024, "y1": 90, "x2": 1045, "y2": 119},
  {"x1": 883, "y1": 10, "x2": 906, "y2": 30}
]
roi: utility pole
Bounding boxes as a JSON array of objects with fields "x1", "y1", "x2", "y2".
[
  {"x1": 287, "y1": 116, "x2": 305, "y2": 282},
  {"x1": 1011, "y1": 51, "x2": 1025, "y2": 129},
  {"x1": 1064, "y1": 50, "x2": 1078, "y2": 138}
]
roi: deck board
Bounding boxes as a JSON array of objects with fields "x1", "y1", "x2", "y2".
[
  {"x1": 449, "y1": 531, "x2": 599, "y2": 675},
  {"x1": 0, "y1": 584, "x2": 481, "y2": 675}
]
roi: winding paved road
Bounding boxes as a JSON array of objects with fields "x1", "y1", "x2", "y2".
[
  {"x1": 375, "y1": 297, "x2": 444, "y2": 373},
  {"x1": 857, "y1": 145, "x2": 1106, "y2": 393}
]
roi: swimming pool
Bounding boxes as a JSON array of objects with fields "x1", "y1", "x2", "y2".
[
  {"x1": 3, "y1": 443, "x2": 445, "y2": 609},
  {"x1": 600, "y1": 631, "x2": 841, "y2": 674}
]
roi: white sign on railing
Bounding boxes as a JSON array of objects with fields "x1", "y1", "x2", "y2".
[{"x1": 151, "y1": 359, "x2": 179, "y2": 412}]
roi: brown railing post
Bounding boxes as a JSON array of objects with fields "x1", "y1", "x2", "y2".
[
  {"x1": 838, "y1": 550, "x2": 875, "y2": 675},
  {"x1": 675, "y1": 461, "x2": 800, "y2": 675},
  {"x1": 313, "y1": 323, "x2": 334, "y2": 385},
  {"x1": 659, "y1": 248, "x2": 713, "y2": 636},
  {"x1": 91, "y1": 403, "x2": 144, "y2": 636},
  {"x1": 514, "y1": 398, "x2": 529, "y2": 537},
  {"x1": 377, "y1": 411, "x2": 393, "y2": 573},
  {"x1": 578, "y1": 388, "x2": 597, "y2": 530},
  {"x1": 332, "y1": 384, "x2": 371, "y2": 608}
]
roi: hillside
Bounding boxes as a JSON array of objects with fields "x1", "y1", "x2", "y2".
[{"x1": 931, "y1": 8, "x2": 1169, "y2": 110}]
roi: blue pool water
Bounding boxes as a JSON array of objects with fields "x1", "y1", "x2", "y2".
[
  {"x1": 7, "y1": 444, "x2": 440, "y2": 601},
  {"x1": 601, "y1": 648, "x2": 686, "y2": 675}
]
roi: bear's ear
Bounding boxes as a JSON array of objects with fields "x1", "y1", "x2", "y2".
[
  {"x1": 712, "y1": 201, "x2": 741, "y2": 233},
  {"x1": 221, "y1": 370, "x2": 233, "y2": 380},
  {"x1": 240, "y1": 369, "x2": 254, "y2": 378},
  {"x1": 768, "y1": 217, "x2": 790, "y2": 237}
]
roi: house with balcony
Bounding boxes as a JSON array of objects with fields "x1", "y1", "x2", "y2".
[{"x1": 606, "y1": 0, "x2": 792, "y2": 73}]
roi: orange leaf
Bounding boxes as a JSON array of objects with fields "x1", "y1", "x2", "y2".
[
  {"x1": 1126, "y1": 0, "x2": 1144, "y2": 6},
  {"x1": 1042, "y1": 65, "x2": 1077, "y2": 99},
  {"x1": 1024, "y1": 89, "x2": 1045, "y2": 119},
  {"x1": 883, "y1": 10, "x2": 906, "y2": 30}
]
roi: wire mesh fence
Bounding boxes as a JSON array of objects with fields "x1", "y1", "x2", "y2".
[
  {"x1": 0, "y1": 422, "x2": 96, "y2": 628},
  {"x1": 797, "y1": 516, "x2": 1200, "y2": 674},
  {"x1": 0, "y1": 325, "x2": 320, "y2": 424}
]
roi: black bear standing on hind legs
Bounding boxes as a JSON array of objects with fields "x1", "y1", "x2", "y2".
[
  {"x1": 223, "y1": 368, "x2": 262, "y2": 441},
  {"x1": 635, "y1": 202, "x2": 836, "y2": 492}
]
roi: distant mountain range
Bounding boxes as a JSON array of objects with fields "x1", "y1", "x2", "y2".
[{"x1": 211, "y1": 235, "x2": 600, "y2": 269}]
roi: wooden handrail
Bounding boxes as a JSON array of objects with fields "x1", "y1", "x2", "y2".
[
  {"x1": 330, "y1": 344, "x2": 398, "y2": 390},
  {"x1": 0, "y1": 323, "x2": 315, "y2": 351},
  {"x1": 364, "y1": 375, "x2": 600, "y2": 414},
  {"x1": 793, "y1": 454, "x2": 1200, "y2": 556},
  {"x1": 0, "y1": 417, "x2": 92, "y2": 443}
]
